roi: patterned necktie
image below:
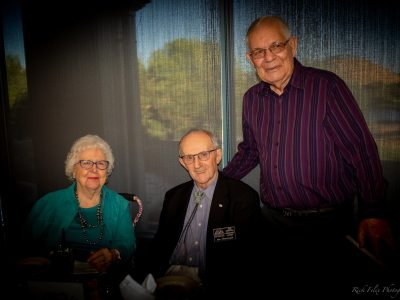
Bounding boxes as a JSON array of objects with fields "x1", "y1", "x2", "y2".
[{"x1": 194, "y1": 191, "x2": 204, "y2": 205}]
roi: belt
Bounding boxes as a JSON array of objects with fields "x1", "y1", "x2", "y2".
[{"x1": 265, "y1": 205, "x2": 347, "y2": 217}]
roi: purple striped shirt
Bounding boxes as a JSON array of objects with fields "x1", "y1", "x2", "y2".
[{"x1": 223, "y1": 59, "x2": 386, "y2": 212}]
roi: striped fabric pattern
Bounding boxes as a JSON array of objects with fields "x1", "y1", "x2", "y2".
[{"x1": 223, "y1": 59, "x2": 386, "y2": 211}]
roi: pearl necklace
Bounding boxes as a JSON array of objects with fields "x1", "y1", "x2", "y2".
[{"x1": 74, "y1": 187, "x2": 104, "y2": 246}]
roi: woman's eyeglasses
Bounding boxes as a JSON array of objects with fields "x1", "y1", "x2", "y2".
[{"x1": 77, "y1": 160, "x2": 109, "y2": 170}]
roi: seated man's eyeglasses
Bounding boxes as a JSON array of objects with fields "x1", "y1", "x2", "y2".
[
  {"x1": 249, "y1": 38, "x2": 291, "y2": 59},
  {"x1": 78, "y1": 160, "x2": 109, "y2": 170},
  {"x1": 180, "y1": 149, "x2": 218, "y2": 165}
]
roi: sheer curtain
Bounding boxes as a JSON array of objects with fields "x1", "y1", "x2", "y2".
[{"x1": 134, "y1": 0, "x2": 222, "y2": 234}]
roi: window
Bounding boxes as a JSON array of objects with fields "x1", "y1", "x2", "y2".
[
  {"x1": 135, "y1": 0, "x2": 223, "y2": 233},
  {"x1": 2, "y1": 0, "x2": 36, "y2": 235}
]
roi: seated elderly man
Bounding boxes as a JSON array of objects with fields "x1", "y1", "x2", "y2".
[{"x1": 142, "y1": 129, "x2": 261, "y2": 297}]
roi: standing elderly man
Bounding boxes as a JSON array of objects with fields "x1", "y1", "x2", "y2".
[
  {"x1": 145, "y1": 129, "x2": 261, "y2": 297},
  {"x1": 222, "y1": 16, "x2": 397, "y2": 296}
]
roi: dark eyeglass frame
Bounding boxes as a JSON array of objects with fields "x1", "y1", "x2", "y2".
[
  {"x1": 248, "y1": 38, "x2": 291, "y2": 59},
  {"x1": 179, "y1": 149, "x2": 218, "y2": 165},
  {"x1": 77, "y1": 160, "x2": 109, "y2": 170}
]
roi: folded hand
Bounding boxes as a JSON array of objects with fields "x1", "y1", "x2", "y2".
[{"x1": 87, "y1": 248, "x2": 114, "y2": 273}]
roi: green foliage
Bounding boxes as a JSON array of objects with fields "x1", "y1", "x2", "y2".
[
  {"x1": 139, "y1": 38, "x2": 222, "y2": 141},
  {"x1": 5, "y1": 54, "x2": 27, "y2": 109}
]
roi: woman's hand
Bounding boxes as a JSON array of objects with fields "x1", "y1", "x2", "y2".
[{"x1": 87, "y1": 248, "x2": 119, "y2": 273}]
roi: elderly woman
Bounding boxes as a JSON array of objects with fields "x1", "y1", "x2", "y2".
[{"x1": 26, "y1": 134, "x2": 136, "y2": 273}]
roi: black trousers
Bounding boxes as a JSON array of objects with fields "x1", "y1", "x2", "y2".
[{"x1": 256, "y1": 204, "x2": 385, "y2": 299}]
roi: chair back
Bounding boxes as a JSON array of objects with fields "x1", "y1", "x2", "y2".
[{"x1": 119, "y1": 193, "x2": 143, "y2": 226}]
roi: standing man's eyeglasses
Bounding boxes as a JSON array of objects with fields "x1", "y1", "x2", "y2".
[{"x1": 248, "y1": 38, "x2": 291, "y2": 59}]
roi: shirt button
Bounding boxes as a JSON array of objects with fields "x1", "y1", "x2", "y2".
[
  {"x1": 188, "y1": 257, "x2": 192, "y2": 262},
  {"x1": 194, "y1": 241, "x2": 199, "y2": 245},
  {"x1": 198, "y1": 223, "x2": 202, "y2": 227},
  {"x1": 199, "y1": 204, "x2": 203, "y2": 208}
]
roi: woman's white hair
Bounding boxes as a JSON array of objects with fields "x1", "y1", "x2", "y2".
[{"x1": 65, "y1": 134, "x2": 115, "y2": 181}]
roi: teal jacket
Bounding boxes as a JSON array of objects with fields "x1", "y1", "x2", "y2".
[{"x1": 26, "y1": 183, "x2": 136, "y2": 261}]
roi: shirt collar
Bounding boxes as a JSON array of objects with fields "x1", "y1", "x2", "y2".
[{"x1": 289, "y1": 58, "x2": 304, "y2": 91}]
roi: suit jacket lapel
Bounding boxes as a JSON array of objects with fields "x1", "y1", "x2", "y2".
[
  {"x1": 175, "y1": 181, "x2": 194, "y2": 230},
  {"x1": 208, "y1": 175, "x2": 229, "y2": 230}
]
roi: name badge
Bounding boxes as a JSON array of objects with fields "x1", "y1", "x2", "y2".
[{"x1": 213, "y1": 226, "x2": 236, "y2": 242}]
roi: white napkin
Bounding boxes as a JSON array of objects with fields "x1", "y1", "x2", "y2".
[
  {"x1": 119, "y1": 273, "x2": 155, "y2": 300},
  {"x1": 142, "y1": 273, "x2": 157, "y2": 293}
]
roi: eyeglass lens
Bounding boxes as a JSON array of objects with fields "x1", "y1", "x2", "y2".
[
  {"x1": 79, "y1": 160, "x2": 109, "y2": 170},
  {"x1": 250, "y1": 38, "x2": 290, "y2": 59},
  {"x1": 182, "y1": 149, "x2": 216, "y2": 164}
]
